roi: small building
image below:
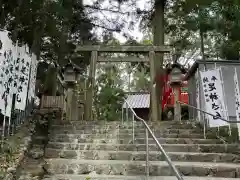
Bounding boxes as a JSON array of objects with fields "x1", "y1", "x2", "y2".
[{"x1": 122, "y1": 92, "x2": 150, "y2": 120}]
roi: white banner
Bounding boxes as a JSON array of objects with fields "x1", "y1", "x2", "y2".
[
  {"x1": 28, "y1": 54, "x2": 38, "y2": 101},
  {"x1": 233, "y1": 68, "x2": 240, "y2": 138},
  {"x1": 195, "y1": 72, "x2": 201, "y2": 121},
  {"x1": 0, "y1": 30, "x2": 15, "y2": 116},
  {"x1": 14, "y1": 46, "x2": 31, "y2": 110},
  {"x1": 200, "y1": 69, "x2": 229, "y2": 127},
  {"x1": 2, "y1": 93, "x2": 13, "y2": 117}
]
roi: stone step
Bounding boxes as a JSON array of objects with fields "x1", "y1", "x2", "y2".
[
  {"x1": 52, "y1": 120, "x2": 191, "y2": 126},
  {"x1": 32, "y1": 136, "x2": 48, "y2": 145},
  {"x1": 46, "y1": 142, "x2": 240, "y2": 154},
  {"x1": 51, "y1": 123, "x2": 195, "y2": 131},
  {"x1": 51, "y1": 124, "x2": 119, "y2": 130},
  {"x1": 48, "y1": 136, "x2": 221, "y2": 144},
  {"x1": 52, "y1": 120, "x2": 111, "y2": 125},
  {"x1": 121, "y1": 123, "x2": 195, "y2": 129},
  {"x1": 52, "y1": 121, "x2": 121, "y2": 125},
  {"x1": 44, "y1": 149, "x2": 240, "y2": 163},
  {"x1": 49, "y1": 133, "x2": 203, "y2": 139},
  {"x1": 44, "y1": 159, "x2": 240, "y2": 177},
  {"x1": 50, "y1": 128, "x2": 203, "y2": 135},
  {"x1": 42, "y1": 174, "x2": 240, "y2": 180},
  {"x1": 122, "y1": 133, "x2": 203, "y2": 139},
  {"x1": 17, "y1": 156, "x2": 46, "y2": 177}
]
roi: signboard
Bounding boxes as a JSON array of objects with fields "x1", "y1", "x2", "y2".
[
  {"x1": 233, "y1": 68, "x2": 240, "y2": 138},
  {"x1": 14, "y1": 46, "x2": 31, "y2": 110},
  {"x1": 195, "y1": 72, "x2": 201, "y2": 121},
  {"x1": 200, "y1": 69, "x2": 229, "y2": 127}
]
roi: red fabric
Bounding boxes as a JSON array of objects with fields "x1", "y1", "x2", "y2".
[
  {"x1": 156, "y1": 72, "x2": 190, "y2": 111},
  {"x1": 157, "y1": 74, "x2": 186, "y2": 110},
  {"x1": 162, "y1": 88, "x2": 172, "y2": 110},
  {"x1": 156, "y1": 74, "x2": 173, "y2": 110}
]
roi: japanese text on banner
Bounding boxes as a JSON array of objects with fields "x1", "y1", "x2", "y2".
[
  {"x1": 14, "y1": 46, "x2": 31, "y2": 110},
  {"x1": 200, "y1": 69, "x2": 229, "y2": 127},
  {"x1": 195, "y1": 72, "x2": 201, "y2": 121},
  {"x1": 0, "y1": 30, "x2": 16, "y2": 116},
  {"x1": 234, "y1": 68, "x2": 240, "y2": 121}
]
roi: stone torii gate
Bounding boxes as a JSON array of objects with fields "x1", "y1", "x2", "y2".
[{"x1": 75, "y1": 45, "x2": 171, "y2": 121}]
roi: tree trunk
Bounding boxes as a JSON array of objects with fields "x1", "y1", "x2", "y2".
[
  {"x1": 43, "y1": 65, "x2": 57, "y2": 96},
  {"x1": 152, "y1": 0, "x2": 166, "y2": 121},
  {"x1": 200, "y1": 29, "x2": 206, "y2": 69}
]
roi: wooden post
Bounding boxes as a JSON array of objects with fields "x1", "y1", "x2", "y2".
[
  {"x1": 66, "y1": 85, "x2": 78, "y2": 121},
  {"x1": 71, "y1": 90, "x2": 78, "y2": 121},
  {"x1": 66, "y1": 87, "x2": 73, "y2": 121},
  {"x1": 85, "y1": 51, "x2": 97, "y2": 120},
  {"x1": 173, "y1": 86, "x2": 181, "y2": 121},
  {"x1": 77, "y1": 79, "x2": 86, "y2": 121},
  {"x1": 149, "y1": 51, "x2": 158, "y2": 121},
  {"x1": 78, "y1": 103, "x2": 84, "y2": 120}
]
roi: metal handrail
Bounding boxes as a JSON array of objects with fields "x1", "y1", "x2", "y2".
[
  {"x1": 177, "y1": 101, "x2": 240, "y2": 123},
  {"x1": 123, "y1": 99, "x2": 184, "y2": 180},
  {"x1": 177, "y1": 100, "x2": 234, "y2": 141}
]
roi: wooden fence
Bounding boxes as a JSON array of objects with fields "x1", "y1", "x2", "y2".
[{"x1": 40, "y1": 96, "x2": 65, "y2": 110}]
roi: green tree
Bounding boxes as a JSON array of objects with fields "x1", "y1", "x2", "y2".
[
  {"x1": 1, "y1": 0, "x2": 95, "y2": 95},
  {"x1": 94, "y1": 64, "x2": 125, "y2": 121},
  {"x1": 131, "y1": 67, "x2": 150, "y2": 92},
  {"x1": 216, "y1": 0, "x2": 240, "y2": 59}
]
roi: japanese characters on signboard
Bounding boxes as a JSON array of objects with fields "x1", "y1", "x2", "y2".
[
  {"x1": 234, "y1": 68, "x2": 240, "y2": 121},
  {"x1": 0, "y1": 30, "x2": 16, "y2": 116},
  {"x1": 233, "y1": 68, "x2": 240, "y2": 139},
  {"x1": 195, "y1": 72, "x2": 201, "y2": 121},
  {"x1": 200, "y1": 69, "x2": 229, "y2": 127},
  {"x1": 28, "y1": 54, "x2": 38, "y2": 101},
  {"x1": 14, "y1": 46, "x2": 31, "y2": 110},
  {"x1": 0, "y1": 30, "x2": 33, "y2": 115}
]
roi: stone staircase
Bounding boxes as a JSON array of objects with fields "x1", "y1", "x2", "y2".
[{"x1": 42, "y1": 120, "x2": 240, "y2": 180}]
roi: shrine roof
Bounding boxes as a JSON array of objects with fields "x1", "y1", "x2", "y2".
[
  {"x1": 122, "y1": 92, "x2": 150, "y2": 109},
  {"x1": 183, "y1": 59, "x2": 240, "y2": 81}
]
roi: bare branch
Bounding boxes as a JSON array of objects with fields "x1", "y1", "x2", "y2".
[
  {"x1": 89, "y1": 22, "x2": 121, "y2": 32},
  {"x1": 84, "y1": 5, "x2": 130, "y2": 15}
]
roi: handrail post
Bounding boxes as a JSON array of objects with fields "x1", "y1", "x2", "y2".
[
  {"x1": 145, "y1": 128, "x2": 149, "y2": 178},
  {"x1": 203, "y1": 113, "x2": 206, "y2": 139},
  {"x1": 121, "y1": 106, "x2": 124, "y2": 125},
  {"x1": 174, "y1": 91, "x2": 181, "y2": 122},
  {"x1": 1, "y1": 115, "x2": 6, "y2": 149},
  {"x1": 124, "y1": 98, "x2": 184, "y2": 180},
  {"x1": 177, "y1": 100, "x2": 237, "y2": 143},
  {"x1": 132, "y1": 113, "x2": 135, "y2": 144},
  {"x1": 126, "y1": 103, "x2": 128, "y2": 122}
]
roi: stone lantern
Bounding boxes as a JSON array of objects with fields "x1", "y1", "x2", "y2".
[
  {"x1": 63, "y1": 61, "x2": 80, "y2": 121},
  {"x1": 63, "y1": 61, "x2": 78, "y2": 85},
  {"x1": 168, "y1": 64, "x2": 184, "y2": 122},
  {"x1": 169, "y1": 67, "x2": 183, "y2": 85}
]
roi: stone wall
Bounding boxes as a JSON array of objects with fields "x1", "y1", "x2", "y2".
[
  {"x1": 1, "y1": 109, "x2": 62, "y2": 180},
  {"x1": 0, "y1": 113, "x2": 35, "y2": 180}
]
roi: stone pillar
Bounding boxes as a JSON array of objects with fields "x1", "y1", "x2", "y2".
[
  {"x1": 78, "y1": 103, "x2": 84, "y2": 121},
  {"x1": 85, "y1": 51, "x2": 97, "y2": 121},
  {"x1": 66, "y1": 84, "x2": 78, "y2": 121},
  {"x1": 173, "y1": 86, "x2": 181, "y2": 122},
  {"x1": 71, "y1": 90, "x2": 78, "y2": 121},
  {"x1": 76, "y1": 79, "x2": 86, "y2": 121},
  {"x1": 149, "y1": 51, "x2": 159, "y2": 121}
]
